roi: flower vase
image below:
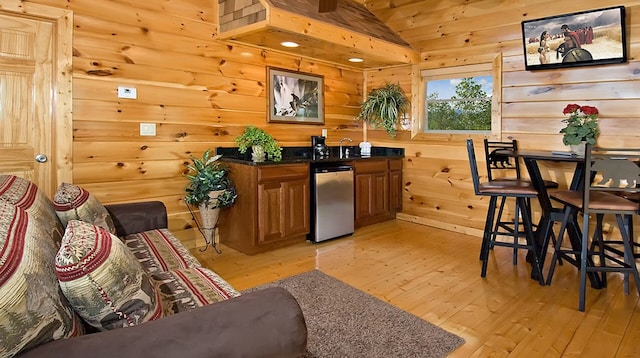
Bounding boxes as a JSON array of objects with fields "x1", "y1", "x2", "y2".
[
  {"x1": 569, "y1": 141, "x2": 587, "y2": 156},
  {"x1": 251, "y1": 145, "x2": 266, "y2": 162}
]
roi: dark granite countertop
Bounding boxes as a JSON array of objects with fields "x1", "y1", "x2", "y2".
[{"x1": 216, "y1": 146, "x2": 404, "y2": 166}]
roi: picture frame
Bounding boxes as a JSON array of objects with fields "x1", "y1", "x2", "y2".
[
  {"x1": 267, "y1": 67, "x2": 324, "y2": 124},
  {"x1": 521, "y1": 6, "x2": 626, "y2": 71}
]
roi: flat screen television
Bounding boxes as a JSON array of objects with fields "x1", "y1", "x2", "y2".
[{"x1": 521, "y1": 6, "x2": 627, "y2": 70}]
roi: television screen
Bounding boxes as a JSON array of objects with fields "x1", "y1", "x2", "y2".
[{"x1": 521, "y1": 6, "x2": 627, "y2": 70}]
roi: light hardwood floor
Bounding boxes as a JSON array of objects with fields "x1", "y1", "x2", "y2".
[{"x1": 190, "y1": 220, "x2": 640, "y2": 357}]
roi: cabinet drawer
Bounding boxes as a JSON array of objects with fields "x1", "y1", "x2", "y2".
[
  {"x1": 354, "y1": 160, "x2": 387, "y2": 174},
  {"x1": 258, "y1": 164, "x2": 309, "y2": 182}
]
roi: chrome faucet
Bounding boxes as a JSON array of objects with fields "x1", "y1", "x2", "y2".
[{"x1": 339, "y1": 137, "x2": 353, "y2": 159}]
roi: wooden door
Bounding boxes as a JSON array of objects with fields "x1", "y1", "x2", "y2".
[{"x1": 0, "y1": 4, "x2": 72, "y2": 197}]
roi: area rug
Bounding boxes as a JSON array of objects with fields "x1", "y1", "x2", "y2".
[{"x1": 245, "y1": 270, "x2": 465, "y2": 357}]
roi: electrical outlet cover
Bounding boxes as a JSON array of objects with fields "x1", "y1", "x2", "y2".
[
  {"x1": 118, "y1": 86, "x2": 137, "y2": 99},
  {"x1": 140, "y1": 122, "x2": 156, "y2": 136}
]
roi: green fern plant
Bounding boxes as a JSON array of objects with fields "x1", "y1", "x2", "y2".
[
  {"x1": 234, "y1": 126, "x2": 282, "y2": 162},
  {"x1": 356, "y1": 82, "x2": 409, "y2": 138}
]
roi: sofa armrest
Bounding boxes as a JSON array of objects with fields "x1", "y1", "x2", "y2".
[
  {"x1": 18, "y1": 287, "x2": 307, "y2": 358},
  {"x1": 105, "y1": 201, "x2": 168, "y2": 236}
]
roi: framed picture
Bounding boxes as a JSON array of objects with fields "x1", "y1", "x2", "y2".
[
  {"x1": 267, "y1": 67, "x2": 324, "y2": 124},
  {"x1": 521, "y1": 6, "x2": 627, "y2": 70}
]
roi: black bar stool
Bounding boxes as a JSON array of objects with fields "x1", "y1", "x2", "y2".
[
  {"x1": 466, "y1": 139, "x2": 545, "y2": 285},
  {"x1": 546, "y1": 144, "x2": 640, "y2": 311},
  {"x1": 483, "y1": 139, "x2": 559, "y2": 265}
]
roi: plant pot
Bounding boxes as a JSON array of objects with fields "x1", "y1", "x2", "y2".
[
  {"x1": 197, "y1": 190, "x2": 224, "y2": 244},
  {"x1": 569, "y1": 141, "x2": 587, "y2": 155},
  {"x1": 251, "y1": 145, "x2": 266, "y2": 162}
]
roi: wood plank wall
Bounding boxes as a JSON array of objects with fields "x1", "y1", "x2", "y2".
[
  {"x1": 21, "y1": 0, "x2": 639, "y2": 248},
  {"x1": 26, "y1": 0, "x2": 364, "y2": 249},
  {"x1": 365, "y1": 0, "x2": 640, "y2": 237}
]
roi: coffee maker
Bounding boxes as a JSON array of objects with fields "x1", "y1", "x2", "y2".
[{"x1": 311, "y1": 135, "x2": 329, "y2": 159}]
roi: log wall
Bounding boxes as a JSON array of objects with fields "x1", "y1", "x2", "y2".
[
  {"x1": 21, "y1": 0, "x2": 640, "y2": 247},
  {"x1": 365, "y1": 1, "x2": 640, "y2": 237},
  {"x1": 26, "y1": 0, "x2": 364, "y2": 249}
]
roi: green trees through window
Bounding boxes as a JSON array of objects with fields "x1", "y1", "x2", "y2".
[{"x1": 425, "y1": 76, "x2": 492, "y2": 131}]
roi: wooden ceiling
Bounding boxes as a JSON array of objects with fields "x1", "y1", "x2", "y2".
[{"x1": 217, "y1": 0, "x2": 420, "y2": 68}]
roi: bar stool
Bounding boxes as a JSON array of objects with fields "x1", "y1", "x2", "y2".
[
  {"x1": 466, "y1": 139, "x2": 545, "y2": 285},
  {"x1": 546, "y1": 144, "x2": 640, "y2": 311},
  {"x1": 483, "y1": 139, "x2": 559, "y2": 265}
]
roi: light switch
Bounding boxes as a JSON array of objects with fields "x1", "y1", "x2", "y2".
[
  {"x1": 140, "y1": 122, "x2": 156, "y2": 136},
  {"x1": 118, "y1": 86, "x2": 137, "y2": 99}
]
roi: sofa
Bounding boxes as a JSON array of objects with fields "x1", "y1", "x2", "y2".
[{"x1": 0, "y1": 175, "x2": 307, "y2": 357}]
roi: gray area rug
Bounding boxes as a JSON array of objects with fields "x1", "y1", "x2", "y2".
[{"x1": 245, "y1": 270, "x2": 465, "y2": 357}]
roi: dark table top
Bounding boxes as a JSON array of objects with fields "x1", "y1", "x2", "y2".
[{"x1": 498, "y1": 149, "x2": 584, "y2": 162}]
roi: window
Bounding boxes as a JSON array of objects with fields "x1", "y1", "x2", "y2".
[
  {"x1": 412, "y1": 56, "x2": 501, "y2": 140},
  {"x1": 425, "y1": 76, "x2": 492, "y2": 132}
]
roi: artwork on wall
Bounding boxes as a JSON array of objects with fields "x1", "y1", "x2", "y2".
[
  {"x1": 521, "y1": 6, "x2": 626, "y2": 70},
  {"x1": 267, "y1": 67, "x2": 324, "y2": 124}
]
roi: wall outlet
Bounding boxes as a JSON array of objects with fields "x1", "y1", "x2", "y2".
[
  {"x1": 140, "y1": 122, "x2": 156, "y2": 136},
  {"x1": 118, "y1": 86, "x2": 137, "y2": 99}
]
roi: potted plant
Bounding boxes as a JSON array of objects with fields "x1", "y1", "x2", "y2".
[
  {"x1": 235, "y1": 126, "x2": 282, "y2": 162},
  {"x1": 356, "y1": 82, "x2": 409, "y2": 138},
  {"x1": 184, "y1": 149, "x2": 237, "y2": 248},
  {"x1": 559, "y1": 103, "x2": 600, "y2": 154}
]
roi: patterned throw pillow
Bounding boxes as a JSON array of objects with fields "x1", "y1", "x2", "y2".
[
  {"x1": 52, "y1": 182, "x2": 116, "y2": 235},
  {"x1": 0, "y1": 202, "x2": 83, "y2": 357},
  {"x1": 151, "y1": 267, "x2": 240, "y2": 316},
  {"x1": 0, "y1": 175, "x2": 64, "y2": 245},
  {"x1": 55, "y1": 220, "x2": 162, "y2": 331}
]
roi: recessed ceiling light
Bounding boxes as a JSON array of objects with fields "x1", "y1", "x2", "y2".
[
  {"x1": 348, "y1": 58, "x2": 364, "y2": 63},
  {"x1": 280, "y1": 41, "x2": 299, "y2": 48}
]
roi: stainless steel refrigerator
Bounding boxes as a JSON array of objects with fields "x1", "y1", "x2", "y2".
[{"x1": 310, "y1": 165, "x2": 354, "y2": 242}]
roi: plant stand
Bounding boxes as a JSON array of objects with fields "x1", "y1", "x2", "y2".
[
  {"x1": 187, "y1": 190, "x2": 226, "y2": 254},
  {"x1": 187, "y1": 203, "x2": 222, "y2": 254}
]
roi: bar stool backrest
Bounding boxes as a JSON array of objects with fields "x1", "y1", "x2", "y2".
[
  {"x1": 583, "y1": 143, "x2": 640, "y2": 215},
  {"x1": 484, "y1": 139, "x2": 521, "y2": 181}
]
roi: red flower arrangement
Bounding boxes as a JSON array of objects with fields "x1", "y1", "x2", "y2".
[{"x1": 559, "y1": 103, "x2": 600, "y2": 145}]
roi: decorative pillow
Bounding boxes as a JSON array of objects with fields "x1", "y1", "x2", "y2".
[
  {"x1": 151, "y1": 267, "x2": 240, "y2": 315},
  {"x1": 52, "y1": 182, "x2": 116, "y2": 235},
  {"x1": 122, "y1": 228, "x2": 202, "y2": 273},
  {"x1": 0, "y1": 202, "x2": 83, "y2": 357},
  {"x1": 55, "y1": 220, "x2": 162, "y2": 331},
  {"x1": 0, "y1": 175, "x2": 64, "y2": 245}
]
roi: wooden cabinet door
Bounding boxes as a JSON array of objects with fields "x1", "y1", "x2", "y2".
[
  {"x1": 372, "y1": 172, "x2": 389, "y2": 216},
  {"x1": 257, "y1": 181, "x2": 284, "y2": 244},
  {"x1": 282, "y1": 178, "x2": 310, "y2": 237},
  {"x1": 257, "y1": 164, "x2": 310, "y2": 245},
  {"x1": 355, "y1": 172, "x2": 388, "y2": 222},
  {"x1": 389, "y1": 170, "x2": 403, "y2": 212}
]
